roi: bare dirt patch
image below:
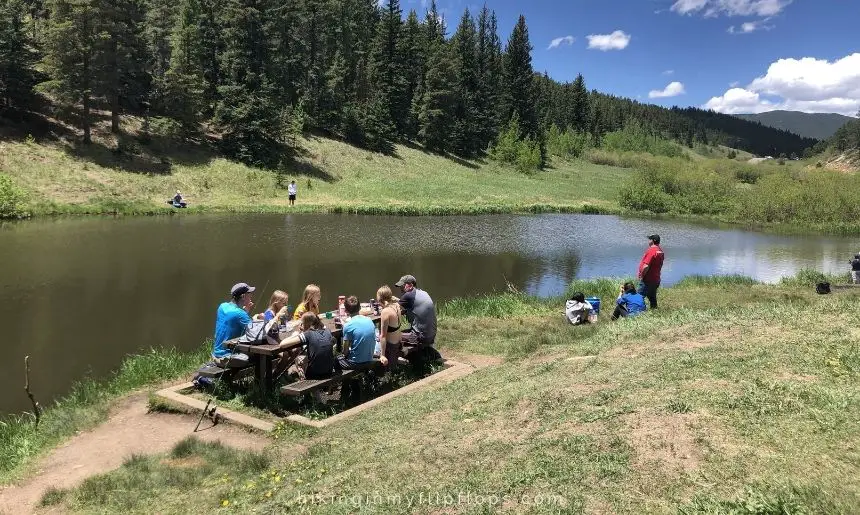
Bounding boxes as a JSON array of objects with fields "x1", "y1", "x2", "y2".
[
  {"x1": 623, "y1": 412, "x2": 702, "y2": 474},
  {"x1": 0, "y1": 394, "x2": 267, "y2": 515},
  {"x1": 442, "y1": 352, "x2": 503, "y2": 369}
]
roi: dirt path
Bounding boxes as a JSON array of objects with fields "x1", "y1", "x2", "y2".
[{"x1": 0, "y1": 394, "x2": 268, "y2": 515}]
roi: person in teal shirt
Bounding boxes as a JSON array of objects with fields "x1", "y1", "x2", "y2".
[
  {"x1": 338, "y1": 296, "x2": 376, "y2": 369},
  {"x1": 213, "y1": 282, "x2": 256, "y2": 367}
]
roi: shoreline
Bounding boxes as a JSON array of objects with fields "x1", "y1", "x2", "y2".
[
  {"x1": 0, "y1": 271, "x2": 848, "y2": 486},
  {"x1": 8, "y1": 201, "x2": 860, "y2": 237}
]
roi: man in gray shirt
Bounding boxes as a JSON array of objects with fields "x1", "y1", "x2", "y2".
[{"x1": 395, "y1": 275, "x2": 438, "y2": 358}]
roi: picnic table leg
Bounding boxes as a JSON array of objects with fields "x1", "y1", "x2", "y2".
[{"x1": 256, "y1": 355, "x2": 273, "y2": 392}]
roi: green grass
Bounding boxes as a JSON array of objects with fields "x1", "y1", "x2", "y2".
[
  {"x1": 0, "y1": 344, "x2": 210, "y2": 484},
  {"x1": 44, "y1": 274, "x2": 860, "y2": 514},
  {"x1": 6, "y1": 272, "x2": 860, "y2": 513},
  {"x1": 0, "y1": 133, "x2": 632, "y2": 218}
]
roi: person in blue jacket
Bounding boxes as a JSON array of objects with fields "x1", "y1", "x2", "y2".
[{"x1": 611, "y1": 282, "x2": 647, "y2": 321}]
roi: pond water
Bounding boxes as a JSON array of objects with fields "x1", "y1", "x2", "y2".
[{"x1": 1, "y1": 213, "x2": 857, "y2": 414}]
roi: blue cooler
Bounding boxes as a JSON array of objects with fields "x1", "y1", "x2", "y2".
[{"x1": 586, "y1": 297, "x2": 601, "y2": 315}]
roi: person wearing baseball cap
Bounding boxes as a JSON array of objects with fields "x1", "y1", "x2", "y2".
[
  {"x1": 211, "y1": 282, "x2": 257, "y2": 367},
  {"x1": 637, "y1": 234, "x2": 665, "y2": 309},
  {"x1": 394, "y1": 274, "x2": 439, "y2": 362}
]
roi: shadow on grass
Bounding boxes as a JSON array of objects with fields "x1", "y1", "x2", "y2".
[{"x1": 199, "y1": 361, "x2": 444, "y2": 421}]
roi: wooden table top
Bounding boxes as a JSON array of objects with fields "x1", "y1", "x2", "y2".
[{"x1": 226, "y1": 314, "x2": 381, "y2": 356}]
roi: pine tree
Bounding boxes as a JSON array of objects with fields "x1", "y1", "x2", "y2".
[
  {"x1": 570, "y1": 73, "x2": 589, "y2": 132},
  {"x1": 95, "y1": 0, "x2": 150, "y2": 133},
  {"x1": 163, "y1": 0, "x2": 206, "y2": 133},
  {"x1": 502, "y1": 15, "x2": 542, "y2": 164},
  {"x1": 143, "y1": 0, "x2": 178, "y2": 109},
  {"x1": 266, "y1": 0, "x2": 305, "y2": 106},
  {"x1": 451, "y1": 9, "x2": 479, "y2": 156},
  {"x1": 424, "y1": 0, "x2": 445, "y2": 48},
  {"x1": 41, "y1": 0, "x2": 100, "y2": 143},
  {"x1": 474, "y1": 6, "x2": 501, "y2": 150},
  {"x1": 197, "y1": 0, "x2": 222, "y2": 113},
  {"x1": 369, "y1": 0, "x2": 405, "y2": 134},
  {"x1": 398, "y1": 9, "x2": 424, "y2": 139},
  {"x1": 0, "y1": 0, "x2": 39, "y2": 109},
  {"x1": 418, "y1": 42, "x2": 456, "y2": 152},
  {"x1": 215, "y1": 0, "x2": 283, "y2": 166}
]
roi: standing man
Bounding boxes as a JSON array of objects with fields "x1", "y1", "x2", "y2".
[
  {"x1": 850, "y1": 254, "x2": 860, "y2": 284},
  {"x1": 395, "y1": 275, "x2": 439, "y2": 360},
  {"x1": 288, "y1": 180, "x2": 297, "y2": 206},
  {"x1": 212, "y1": 283, "x2": 256, "y2": 368},
  {"x1": 638, "y1": 234, "x2": 665, "y2": 309}
]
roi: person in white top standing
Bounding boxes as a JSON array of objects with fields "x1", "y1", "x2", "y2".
[{"x1": 288, "y1": 180, "x2": 297, "y2": 206}]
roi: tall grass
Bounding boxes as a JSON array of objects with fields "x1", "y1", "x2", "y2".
[
  {"x1": 0, "y1": 344, "x2": 209, "y2": 483},
  {"x1": 618, "y1": 151, "x2": 860, "y2": 231}
]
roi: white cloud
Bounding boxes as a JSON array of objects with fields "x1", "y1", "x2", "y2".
[
  {"x1": 547, "y1": 36, "x2": 575, "y2": 50},
  {"x1": 663, "y1": 69, "x2": 675, "y2": 76},
  {"x1": 703, "y1": 53, "x2": 860, "y2": 116},
  {"x1": 729, "y1": 81, "x2": 740, "y2": 87},
  {"x1": 671, "y1": 0, "x2": 791, "y2": 17},
  {"x1": 586, "y1": 30, "x2": 631, "y2": 51},
  {"x1": 649, "y1": 81, "x2": 687, "y2": 98},
  {"x1": 728, "y1": 17, "x2": 774, "y2": 33}
]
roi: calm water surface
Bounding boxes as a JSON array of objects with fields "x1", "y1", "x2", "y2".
[{"x1": 1, "y1": 213, "x2": 857, "y2": 413}]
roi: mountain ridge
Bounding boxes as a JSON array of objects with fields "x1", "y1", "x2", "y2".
[{"x1": 735, "y1": 110, "x2": 855, "y2": 140}]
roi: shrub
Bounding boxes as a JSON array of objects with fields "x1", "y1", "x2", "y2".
[
  {"x1": 516, "y1": 137, "x2": 542, "y2": 174},
  {"x1": 490, "y1": 115, "x2": 521, "y2": 164},
  {"x1": 600, "y1": 121, "x2": 685, "y2": 158},
  {"x1": 546, "y1": 125, "x2": 590, "y2": 159},
  {"x1": 0, "y1": 174, "x2": 28, "y2": 219}
]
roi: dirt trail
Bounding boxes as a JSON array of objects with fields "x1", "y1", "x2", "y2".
[{"x1": 0, "y1": 394, "x2": 268, "y2": 515}]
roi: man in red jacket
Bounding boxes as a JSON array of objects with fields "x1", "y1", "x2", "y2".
[{"x1": 638, "y1": 234, "x2": 665, "y2": 309}]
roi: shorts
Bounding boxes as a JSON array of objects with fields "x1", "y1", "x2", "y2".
[
  {"x1": 214, "y1": 353, "x2": 252, "y2": 368},
  {"x1": 383, "y1": 341, "x2": 401, "y2": 367},
  {"x1": 288, "y1": 194, "x2": 296, "y2": 201}
]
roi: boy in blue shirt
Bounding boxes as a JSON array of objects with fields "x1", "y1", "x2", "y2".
[
  {"x1": 338, "y1": 296, "x2": 376, "y2": 369},
  {"x1": 212, "y1": 282, "x2": 256, "y2": 367},
  {"x1": 611, "y1": 282, "x2": 647, "y2": 321}
]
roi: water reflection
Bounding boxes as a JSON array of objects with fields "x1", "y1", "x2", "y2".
[{"x1": 1, "y1": 213, "x2": 858, "y2": 413}]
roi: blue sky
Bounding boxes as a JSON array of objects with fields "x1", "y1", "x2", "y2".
[{"x1": 401, "y1": 0, "x2": 860, "y2": 116}]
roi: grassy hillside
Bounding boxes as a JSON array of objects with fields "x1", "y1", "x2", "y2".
[
  {"x1": 21, "y1": 274, "x2": 860, "y2": 513},
  {"x1": 736, "y1": 111, "x2": 855, "y2": 141},
  {"x1": 0, "y1": 132, "x2": 631, "y2": 217}
]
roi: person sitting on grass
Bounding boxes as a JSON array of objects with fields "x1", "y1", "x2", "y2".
[
  {"x1": 611, "y1": 282, "x2": 647, "y2": 321},
  {"x1": 337, "y1": 296, "x2": 376, "y2": 370},
  {"x1": 565, "y1": 292, "x2": 593, "y2": 325},
  {"x1": 273, "y1": 312, "x2": 335, "y2": 383}
]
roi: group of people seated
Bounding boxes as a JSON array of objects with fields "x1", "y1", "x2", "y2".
[
  {"x1": 210, "y1": 275, "x2": 439, "y2": 385},
  {"x1": 564, "y1": 282, "x2": 648, "y2": 325},
  {"x1": 564, "y1": 234, "x2": 665, "y2": 325}
]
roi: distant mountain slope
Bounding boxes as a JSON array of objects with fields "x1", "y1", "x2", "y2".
[{"x1": 735, "y1": 111, "x2": 855, "y2": 140}]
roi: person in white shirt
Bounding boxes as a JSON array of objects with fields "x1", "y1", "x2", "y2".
[
  {"x1": 565, "y1": 292, "x2": 593, "y2": 325},
  {"x1": 288, "y1": 180, "x2": 297, "y2": 206}
]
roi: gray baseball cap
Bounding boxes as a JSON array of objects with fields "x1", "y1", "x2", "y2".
[
  {"x1": 230, "y1": 282, "x2": 256, "y2": 296},
  {"x1": 395, "y1": 275, "x2": 417, "y2": 287}
]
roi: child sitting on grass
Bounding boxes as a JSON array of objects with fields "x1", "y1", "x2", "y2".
[{"x1": 565, "y1": 292, "x2": 593, "y2": 325}]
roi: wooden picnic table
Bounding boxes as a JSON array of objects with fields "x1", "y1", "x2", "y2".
[{"x1": 226, "y1": 314, "x2": 381, "y2": 391}]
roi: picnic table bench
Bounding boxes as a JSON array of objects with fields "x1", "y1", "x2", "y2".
[
  {"x1": 225, "y1": 314, "x2": 381, "y2": 392},
  {"x1": 280, "y1": 359, "x2": 382, "y2": 397}
]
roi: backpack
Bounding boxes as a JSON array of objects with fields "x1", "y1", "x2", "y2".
[{"x1": 816, "y1": 282, "x2": 831, "y2": 295}]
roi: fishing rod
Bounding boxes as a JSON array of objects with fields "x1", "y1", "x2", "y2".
[{"x1": 194, "y1": 277, "x2": 271, "y2": 432}]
